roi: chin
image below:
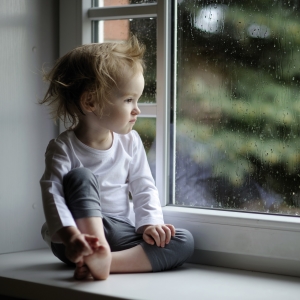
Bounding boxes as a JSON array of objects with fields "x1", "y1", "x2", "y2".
[{"x1": 116, "y1": 128, "x2": 132, "y2": 135}]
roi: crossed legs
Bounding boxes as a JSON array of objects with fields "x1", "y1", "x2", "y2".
[
  {"x1": 74, "y1": 216, "x2": 152, "y2": 280},
  {"x1": 60, "y1": 167, "x2": 194, "y2": 280}
]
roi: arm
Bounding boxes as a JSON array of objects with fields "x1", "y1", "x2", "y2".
[
  {"x1": 41, "y1": 137, "x2": 100, "y2": 262},
  {"x1": 40, "y1": 138, "x2": 76, "y2": 241},
  {"x1": 128, "y1": 131, "x2": 175, "y2": 246},
  {"x1": 128, "y1": 131, "x2": 164, "y2": 229}
]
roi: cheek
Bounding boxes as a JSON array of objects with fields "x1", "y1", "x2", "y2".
[{"x1": 110, "y1": 108, "x2": 126, "y2": 122}]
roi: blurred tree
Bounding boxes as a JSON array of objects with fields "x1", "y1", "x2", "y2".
[{"x1": 176, "y1": 0, "x2": 300, "y2": 210}]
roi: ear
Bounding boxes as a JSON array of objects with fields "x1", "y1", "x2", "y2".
[{"x1": 80, "y1": 91, "x2": 97, "y2": 113}]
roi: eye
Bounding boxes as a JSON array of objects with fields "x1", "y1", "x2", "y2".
[{"x1": 125, "y1": 98, "x2": 133, "y2": 103}]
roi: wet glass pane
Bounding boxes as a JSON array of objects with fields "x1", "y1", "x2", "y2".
[
  {"x1": 134, "y1": 117, "x2": 156, "y2": 179},
  {"x1": 175, "y1": 0, "x2": 300, "y2": 216},
  {"x1": 92, "y1": 0, "x2": 156, "y2": 7},
  {"x1": 92, "y1": 18, "x2": 156, "y2": 103}
]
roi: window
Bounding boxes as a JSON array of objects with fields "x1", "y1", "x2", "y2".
[
  {"x1": 175, "y1": 1, "x2": 300, "y2": 217},
  {"x1": 60, "y1": 0, "x2": 300, "y2": 277}
]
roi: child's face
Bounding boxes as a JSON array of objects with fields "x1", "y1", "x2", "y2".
[{"x1": 99, "y1": 69, "x2": 144, "y2": 135}]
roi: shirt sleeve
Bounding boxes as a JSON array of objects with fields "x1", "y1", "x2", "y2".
[
  {"x1": 128, "y1": 131, "x2": 164, "y2": 231},
  {"x1": 40, "y1": 138, "x2": 77, "y2": 242}
]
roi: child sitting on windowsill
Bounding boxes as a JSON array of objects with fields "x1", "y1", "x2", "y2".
[{"x1": 40, "y1": 36, "x2": 194, "y2": 280}]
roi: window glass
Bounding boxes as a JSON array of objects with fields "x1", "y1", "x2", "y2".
[
  {"x1": 134, "y1": 117, "x2": 156, "y2": 178},
  {"x1": 92, "y1": 18, "x2": 156, "y2": 103},
  {"x1": 175, "y1": 0, "x2": 300, "y2": 215},
  {"x1": 133, "y1": 117, "x2": 156, "y2": 157}
]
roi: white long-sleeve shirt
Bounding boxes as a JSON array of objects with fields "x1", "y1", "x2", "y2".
[{"x1": 40, "y1": 130, "x2": 164, "y2": 242}]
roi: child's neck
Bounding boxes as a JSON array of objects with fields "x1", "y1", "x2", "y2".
[{"x1": 73, "y1": 122, "x2": 113, "y2": 151}]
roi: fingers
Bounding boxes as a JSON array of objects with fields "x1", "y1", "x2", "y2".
[
  {"x1": 143, "y1": 225, "x2": 176, "y2": 248},
  {"x1": 157, "y1": 226, "x2": 168, "y2": 247},
  {"x1": 165, "y1": 224, "x2": 176, "y2": 237},
  {"x1": 84, "y1": 235, "x2": 100, "y2": 250},
  {"x1": 80, "y1": 239, "x2": 94, "y2": 256},
  {"x1": 84, "y1": 235, "x2": 99, "y2": 243},
  {"x1": 143, "y1": 233, "x2": 155, "y2": 245},
  {"x1": 143, "y1": 226, "x2": 161, "y2": 247},
  {"x1": 66, "y1": 248, "x2": 84, "y2": 263},
  {"x1": 163, "y1": 225, "x2": 172, "y2": 245},
  {"x1": 152, "y1": 227, "x2": 164, "y2": 247},
  {"x1": 66, "y1": 234, "x2": 95, "y2": 263}
]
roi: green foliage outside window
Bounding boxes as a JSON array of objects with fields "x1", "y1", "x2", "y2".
[{"x1": 177, "y1": 0, "x2": 300, "y2": 211}]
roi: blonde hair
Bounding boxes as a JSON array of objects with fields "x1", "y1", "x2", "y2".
[{"x1": 40, "y1": 36, "x2": 145, "y2": 129}]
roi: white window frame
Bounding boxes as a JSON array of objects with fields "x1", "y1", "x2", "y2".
[{"x1": 60, "y1": 0, "x2": 300, "y2": 277}]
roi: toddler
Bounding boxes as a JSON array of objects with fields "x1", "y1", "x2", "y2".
[{"x1": 40, "y1": 36, "x2": 194, "y2": 280}]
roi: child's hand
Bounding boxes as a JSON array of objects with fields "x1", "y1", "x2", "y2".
[
  {"x1": 142, "y1": 224, "x2": 176, "y2": 248},
  {"x1": 65, "y1": 233, "x2": 99, "y2": 263},
  {"x1": 57, "y1": 226, "x2": 100, "y2": 263}
]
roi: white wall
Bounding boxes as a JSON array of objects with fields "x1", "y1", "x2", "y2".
[{"x1": 0, "y1": 0, "x2": 59, "y2": 254}]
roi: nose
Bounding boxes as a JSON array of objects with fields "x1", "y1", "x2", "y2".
[{"x1": 132, "y1": 104, "x2": 141, "y2": 115}]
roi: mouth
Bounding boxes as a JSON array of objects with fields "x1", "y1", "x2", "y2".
[{"x1": 129, "y1": 119, "x2": 137, "y2": 123}]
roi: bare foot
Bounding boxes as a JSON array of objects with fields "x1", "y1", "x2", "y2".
[
  {"x1": 74, "y1": 262, "x2": 92, "y2": 280},
  {"x1": 84, "y1": 244, "x2": 112, "y2": 280}
]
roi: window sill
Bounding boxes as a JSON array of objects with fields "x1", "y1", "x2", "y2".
[
  {"x1": 162, "y1": 206, "x2": 300, "y2": 277},
  {"x1": 162, "y1": 205, "x2": 300, "y2": 230},
  {"x1": 1, "y1": 249, "x2": 300, "y2": 300}
]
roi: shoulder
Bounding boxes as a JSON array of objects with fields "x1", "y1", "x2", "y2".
[
  {"x1": 115, "y1": 130, "x2": 142, "y2": 147},
  {"x1": 42, "y1": 131, "x2": 73, "y2": 172},
  {"x1": 45, "y1": 130, "x2": 72, "y2": 155},
  {"x1": 130, "y1": 130, "x2": 141, "y2": 140},
  {"x1": 114, "y1": 131, "x2": 144, "y2": 157}
]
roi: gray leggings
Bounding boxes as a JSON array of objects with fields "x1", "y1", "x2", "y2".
[{"x1": 51, "y1": 167, "x2": 194, "y2": 272}]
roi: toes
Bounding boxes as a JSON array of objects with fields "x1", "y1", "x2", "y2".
[{"x1": 74, "y1": 265, "x2": 91, "y2": 280}]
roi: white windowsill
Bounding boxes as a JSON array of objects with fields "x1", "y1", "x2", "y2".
[
  {"x1": 162, "y1": 206, "x2": 300, "y2": 277},
  {"x1": 162, "y1": 205, "x2": 300, "y2": 230},
  {"x1": 1, "y1": 248, "x2": 300, "y2": 300}
]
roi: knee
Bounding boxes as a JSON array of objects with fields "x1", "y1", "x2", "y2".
[
  {"x1": 174, "y1": 228, "x2": 194, "y2": 260},
  {"x1": 63, "y1": 168, "x2": 100, "y2": 203},
  {"x1": 63, "y1": 168, "x2": 98, "y2": 189},
  {"x1": 63, "y1": 167, "x2": 96, "y2": 186},
  {"x1": 63, "y1": 168, "x2": 102, "y2": 219},
  {"x1": 142, "y1": 228, "x2": 194, "y2": 272}
]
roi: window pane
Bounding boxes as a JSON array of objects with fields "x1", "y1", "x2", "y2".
[
  {"x1": 92, "y1": 0, "x2": 156, "y2": 7},
  {"x1": 92, "y1": 18, "x2": 156, "y2": 103},
  {"x1": 134, "y1": 117, "x2": 156, "y2": 179},
  {"x1": 175, "y1": 0, "x2": 300, "y2": 215}
]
